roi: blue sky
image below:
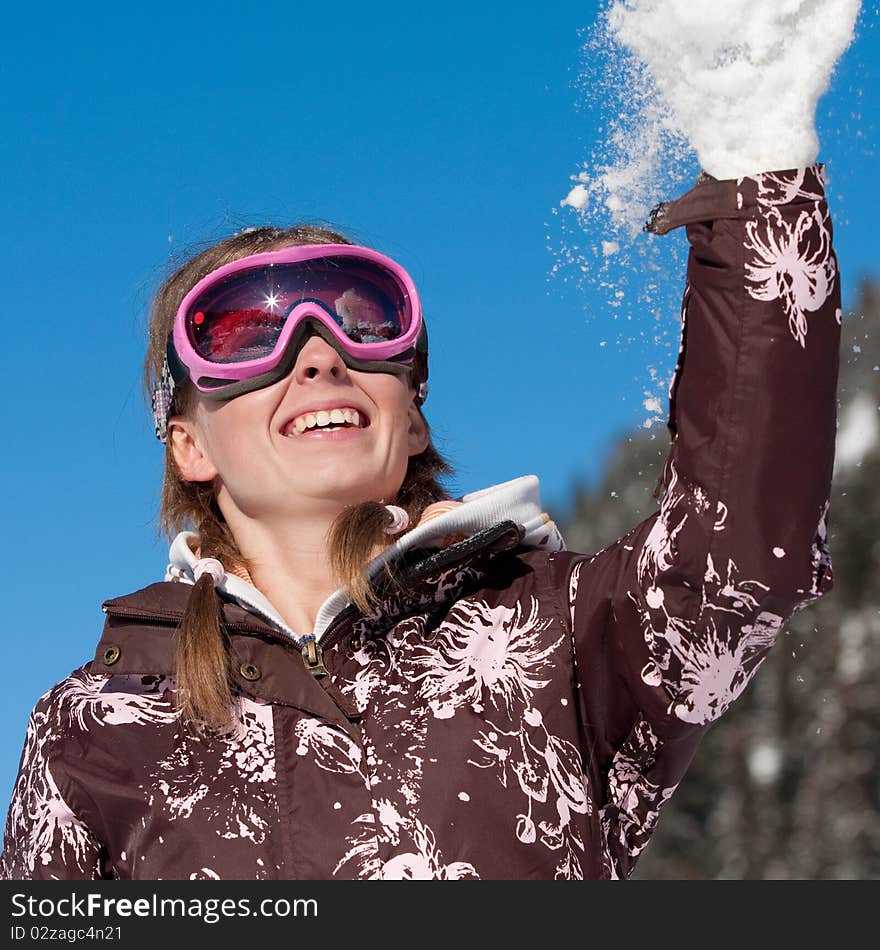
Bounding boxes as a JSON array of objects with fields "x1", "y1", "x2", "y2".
[{"x1": 1, "y1": 1, "x2": 877, "y2": 804}]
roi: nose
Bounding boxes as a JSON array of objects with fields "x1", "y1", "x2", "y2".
[{"x1": 292, "y1": 333, "x2": 350, "y2": 385}]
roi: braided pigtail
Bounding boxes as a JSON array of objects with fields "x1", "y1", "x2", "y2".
[{"x1": 174, "y1": 558, "x2": 235, "y2": 733}]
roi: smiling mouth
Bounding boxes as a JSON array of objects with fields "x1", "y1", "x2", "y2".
[{"x1": 282, "y1": 407, "x2": 370, "y2": 437}]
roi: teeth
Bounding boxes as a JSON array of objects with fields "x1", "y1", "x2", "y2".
[{"x1": 286, "y1": 407, "x2": 362, "y2": 437}]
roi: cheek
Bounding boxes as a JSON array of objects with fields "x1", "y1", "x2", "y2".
[
  {"x1": 202, "y1": 397, "x2": 272, "y2": 463},
  {"x1": 211, "y1": 385, "x2": 277, "y2": 427},
  {"x1": 361, "y1": 375, "x2": 412, "y2": 425},
  {"x1": 389, "y1": 396, "x2": 416, "y2": 446}
]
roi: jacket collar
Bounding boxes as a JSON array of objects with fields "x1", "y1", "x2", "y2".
[
  {"x1": 92, "y1": 474, "x2": 564, "y2": 722},
  {"x1": 162, "y1": 474, "x2": 564, "y2": 643},
  {"x1": 95, "y1": 518, "x2": 534, "y2": 725}
]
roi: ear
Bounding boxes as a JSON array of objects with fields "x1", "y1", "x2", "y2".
[
  {"x1": 167, "y1": 415, "x2": 220, "y2": 482},
  {"x1": 406, "y1": 400, "x2": 430, "y2": 457}
]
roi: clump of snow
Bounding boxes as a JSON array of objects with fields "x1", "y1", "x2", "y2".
[
  {"x1": 610, "y1": 0, "x2": 861, "y2": 179},
  {"x1": 549, "y1": 0, "x2": 862, "y2": 432},
  {"x1": 562, "y1": 184, "x2": 590, "y2": 210},
  {"x1": 559, "y1": 0, "x2": 862, "y2": 238}
]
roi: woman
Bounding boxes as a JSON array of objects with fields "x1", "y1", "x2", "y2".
[{"x1": 1, "y1": 165, "x2": 840, "y2": 880}]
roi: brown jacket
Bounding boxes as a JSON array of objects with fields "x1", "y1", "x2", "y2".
[{"x1": 1, "y1": 166, "x2": 840, "y2": 880}]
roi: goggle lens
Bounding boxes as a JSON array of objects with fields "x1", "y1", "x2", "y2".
[{"x1": 186, "y1": 257, "x2": 409, "y2": 364}]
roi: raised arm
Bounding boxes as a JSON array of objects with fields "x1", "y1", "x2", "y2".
[{"x1": 555, "y1": 164, "x2": 841, "y2": 877}]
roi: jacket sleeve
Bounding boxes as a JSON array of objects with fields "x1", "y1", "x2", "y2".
[
  {"x1": 1, "y1": 676, "x2": 109, "y2": 880},
  {"x1": 561, "y1": 165, "x2": 840, "y2": 878}
]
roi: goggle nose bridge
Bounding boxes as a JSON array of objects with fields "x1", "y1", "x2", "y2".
[{"x1": 277, "y1": 299, "x2": 352, "y2": 362}]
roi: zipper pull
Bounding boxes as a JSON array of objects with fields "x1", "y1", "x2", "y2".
[{"x1": 300, "y1": 635, "x2": 329, "y2": 678}]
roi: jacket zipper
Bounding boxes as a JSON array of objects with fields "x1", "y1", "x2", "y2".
[
  {"x1": 298, "y1": 520, "x2": 523, "y2": 679},
  {"x1": 299, "y1": 534, "x2": 498, "y2": 678},
  {"x1": 104, "y1": 520, "x2": 523, "y2": 680},
  {"x1": 300, "y1": 604, "x2": 359, "y2": 679}
]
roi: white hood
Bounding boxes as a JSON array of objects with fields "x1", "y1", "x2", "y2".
[{"x1": 165, "y1": 474, "x2": 565, "y2": 643}]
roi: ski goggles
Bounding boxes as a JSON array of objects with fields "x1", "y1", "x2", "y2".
[{"x1": 152, "y1": 244, "x2": 428, "y2": 442}]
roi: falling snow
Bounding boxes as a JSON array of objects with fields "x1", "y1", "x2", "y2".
[{"x1": 549, "y1": 0, "x2": 863, "y2": 432}]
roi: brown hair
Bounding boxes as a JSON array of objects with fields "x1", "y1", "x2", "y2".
[{"x1": 143, "y1": 223, "x2": 453, "y2": 730}]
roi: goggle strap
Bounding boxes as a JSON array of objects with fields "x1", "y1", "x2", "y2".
[
  {"x1": 151, "y1": 351, "x2": 176, "y2": 444},
  {"x1": 166, "y1": 332, "x2": 192, "y2": 387}
]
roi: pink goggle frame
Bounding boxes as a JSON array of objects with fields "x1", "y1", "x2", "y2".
[{"x1": 152, "y1": 244, "x2": 428, "y2": 442}]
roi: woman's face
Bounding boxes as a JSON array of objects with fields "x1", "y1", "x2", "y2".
[{"x1": 167, "y1": 333, "x2": 429, "y2": 522}]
